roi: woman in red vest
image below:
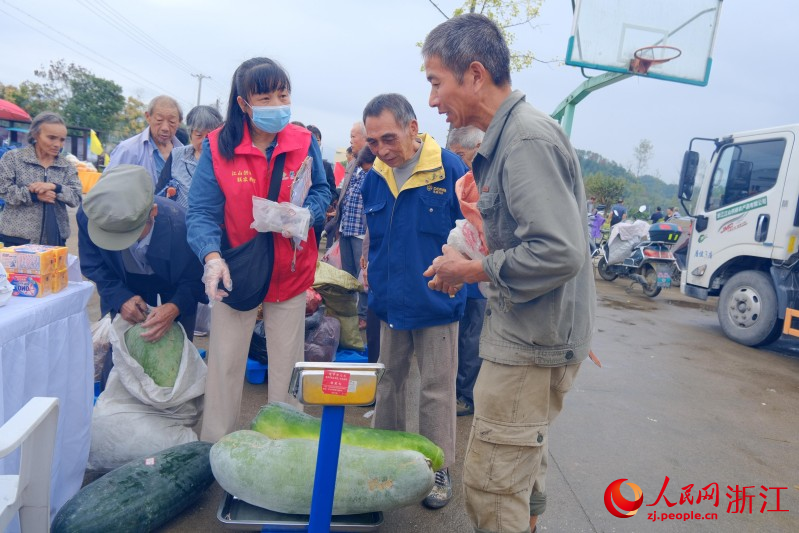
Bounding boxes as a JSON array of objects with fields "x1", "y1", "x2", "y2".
[{"x1": 187, "y1": 57, "x2": 330, "y2": 442}]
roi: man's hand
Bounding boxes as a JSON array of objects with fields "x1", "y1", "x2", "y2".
[
  {"x1": 424, "y1": 244, "x2": 490, "y2": 296},
  {"x1": 120, "y1": 295, "x2": 149, "y2": 324},
  {"x1": 359, "y1": 256, "x2": 369, "y2": 290},
  {"x1": 139, "y1": 303, "x2": 180, "y2": 342}
]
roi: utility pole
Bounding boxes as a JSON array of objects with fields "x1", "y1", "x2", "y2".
[{"x1": 191, "y1": 73, "x2": 210, "y2": 106}]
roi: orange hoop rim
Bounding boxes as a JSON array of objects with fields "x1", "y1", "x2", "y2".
[{"x1": 633, "y1": 45, "x2": 682, "y2": 64}]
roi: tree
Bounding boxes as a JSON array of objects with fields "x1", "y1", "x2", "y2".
[
  {"x1": 584, "y1": 172, "x2": 626, "y2": 210},
  {"x1": 114, "y1": 96, "x2": 147, "y2": 143},
  {"x1": 427, "y1": 0, "x2": 543, "y2": 72},
  {"x1": 62, "y1": 73, "x2": 124, "y2": 139},
  {"x1": 0, "y1": 80, "x2": 56, "y2": 118},
  {"x1": 632, "y1": 138, "x2": 653, "y2": 178}
]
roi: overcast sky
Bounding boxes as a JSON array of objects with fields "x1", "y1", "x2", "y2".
[{"x1": 1, "y1": 0, "x2": 796, "y2": 182}]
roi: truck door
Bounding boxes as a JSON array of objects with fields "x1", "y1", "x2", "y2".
[{"x1": 685, "y1": 134, "x2": 792, "y2": 287}]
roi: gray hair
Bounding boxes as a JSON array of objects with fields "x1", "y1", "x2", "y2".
[
  {"x1": 147, "y1": 95, "x2": 183, "y2": 122},
  {"x1": 447, "y1": 126, "x2": 484, "y2": 150},
  {"x1": 362, "y1": 94, "x2": 416, "y2": 128},
  {"x1": 186, "y1": 105, "x2": 223, "y2": 134},
  {"x1": 353, "y1": 121, "x2": 366, "y2": 136},
  {"x1": 28, "y1": 112, "x2": 66, "y2": 144},
  {"x1": 422, "y1": 13, "x2": 511, "y2": 87}
]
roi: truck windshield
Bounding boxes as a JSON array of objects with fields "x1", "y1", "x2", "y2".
[{"x1": 705, "y1": 139, "x2": 786, "y2": 212}]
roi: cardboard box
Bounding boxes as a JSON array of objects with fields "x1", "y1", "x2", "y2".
[
  {"x1": 9, "y1": 272, "x2": 54, "y2": 298},
  {"x1": 51, "y1": 268, "x2": 68, "y2": 293},
  {"x1": 0, "y1": 245, "x2": 68, "y2": 274}
]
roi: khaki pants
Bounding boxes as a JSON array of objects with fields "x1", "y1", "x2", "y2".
[
  {"x1": 373, "y1": 321, "x2": 458, "y2": 469},
  {"x1": 199, "y1": 293, "x2": 306, "y2": 442},
  {"x1": 464, "y1": 360, "x2": 581, "y2": 533}
]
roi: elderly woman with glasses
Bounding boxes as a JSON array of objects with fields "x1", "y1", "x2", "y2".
[{"x1": 156, "y1": 105, "x2": 224, "y2": 210}]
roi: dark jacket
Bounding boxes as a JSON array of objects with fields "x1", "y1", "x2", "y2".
[
  {"x1": 77, "y1": 196, "x2": 206, "y2": 319},
  {"x1": 362, "y1": 133, "x2": 466, "y2": 330}
]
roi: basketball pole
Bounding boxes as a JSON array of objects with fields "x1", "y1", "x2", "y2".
[{"x1": 551, "y1": 71, "x2": 632, "y2": 137}]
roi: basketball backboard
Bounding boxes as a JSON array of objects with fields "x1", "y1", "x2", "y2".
[{"x1": 565, "y1": 0, "x2": 723, "y2": 86}]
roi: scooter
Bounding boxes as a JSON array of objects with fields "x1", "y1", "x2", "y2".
[{"x1": 595, "y1": 215, "x2": 683, "y2": 298}]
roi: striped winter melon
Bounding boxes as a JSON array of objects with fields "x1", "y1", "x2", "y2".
[
  {"x1": 125, "y1": 322, "x2": 184, "y2": 387},
  {"x1": 251, "y1": 402, "x2": 445, "y2": 471},
  {"x1": 210, "y1": 430, "x2": 434, "y2": 515}
]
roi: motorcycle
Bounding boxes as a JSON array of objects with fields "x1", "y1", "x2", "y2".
[{"x1": 595, "y1": 213, "x2": 683, "y2": 298}]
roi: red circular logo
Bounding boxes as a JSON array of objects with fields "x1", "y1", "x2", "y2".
[{"x1": 604, "y1": 478, "x2": 644, "y2": 518}]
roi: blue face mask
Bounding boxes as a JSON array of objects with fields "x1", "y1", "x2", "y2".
[{"x1": 245, "y1": 101, "x2": 291, "y2": 133}]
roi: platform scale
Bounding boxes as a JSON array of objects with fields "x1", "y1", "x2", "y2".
[{"x1": 217, "y1": 362, "x2": 385, "y2": 531}]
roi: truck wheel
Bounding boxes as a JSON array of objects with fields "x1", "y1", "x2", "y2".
[
  {"x1": 717, "y1": 271, "x2": 783, "y2": 346},
  {"x1": 597, "y1": 257, "x2": 617, "y2": 281},
  {"x1": 641, "y1": 265, "x2": 662, "y2": 297}
]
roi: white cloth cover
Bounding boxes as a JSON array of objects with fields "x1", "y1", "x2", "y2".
[
  {"x1": 0, "y1": 281, "x2": 94, "y2": 532},
  {"x1": 608, "y1": 220, "x2": 651, "y2": 265}
]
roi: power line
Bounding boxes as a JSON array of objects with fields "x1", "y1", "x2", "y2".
[
  {"x1": 191, "y1": 73, "x2": 211, "y2": 106},
  {"x1": 0, "y1": 3, "x2": 190, "y2": 109},
  {"x1": 95, "y1": 0, "x2": 201, "y2": 74}
]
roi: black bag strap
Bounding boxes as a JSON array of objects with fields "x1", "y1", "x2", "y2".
[{"x1": 267, "y1": 152, "x2": 286, "y2": 202}]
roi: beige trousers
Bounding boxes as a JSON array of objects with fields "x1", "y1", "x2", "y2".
[
  {"x1": 199, "y1": 293, "x2": 305, "y2": 442},
  {"x1": 464, "y1": 360, "x2": 581, "y2": 533},
  {"x1": 372, "y1": 321, "x2": 458, "y2": 470}
]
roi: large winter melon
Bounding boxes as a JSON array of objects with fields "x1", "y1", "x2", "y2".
[
  {"x1": 251, "y1": 402, "x2": 445, "y2": 471},
  {"x1": 210, "y1": 430, "x2": 434, "y2": 515},
  {"x1": 52, "y1": 441, "x2": 214, "y2": 533},
  {"x1": 125, "y1": 322, "x2": 184, "y2": 387}
]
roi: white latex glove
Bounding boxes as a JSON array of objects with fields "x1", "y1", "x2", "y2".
[{"x1": 203, "y1": 257, "x2": 233, "y2": 306}]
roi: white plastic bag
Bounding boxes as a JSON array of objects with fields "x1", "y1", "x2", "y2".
[
  {"x1": 321, "y1": 240, "x2": 342, "y2": 269},
  {"x1": 250, "y1": 195, "x2": 311, "y2": 242},
  {"x1": 447, "y1": 219, "x2": 490, "y2": 296},
  {"x1": 91, "y1": 314, "x2": 112, "y2": 382},
  {"x1": 0, "y1": 262, "x2": 12, "y2": 307},
  {"x1": 88, "y1": 316, "x2": 207, "y2": 471}
]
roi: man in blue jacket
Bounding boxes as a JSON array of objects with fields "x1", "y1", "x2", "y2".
[
  {"x1": 361, "y1": 93, "x2": 467, "y2": 510},
  {"x1": 77, "y1": 165, "x2": 205, "y2": 343}
]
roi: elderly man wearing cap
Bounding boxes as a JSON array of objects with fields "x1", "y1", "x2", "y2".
[{"x1": 77, "y1": 165, "x2": 205, "y2": 344}]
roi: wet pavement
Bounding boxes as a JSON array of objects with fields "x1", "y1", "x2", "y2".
[{"x1": 67, "y1": 219, "x2": 799, "y2": 532}]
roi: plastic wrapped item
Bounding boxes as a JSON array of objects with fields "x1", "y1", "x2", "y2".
[
  {"x1": 321, "y1": 240, "x2": 342, "y2": 269},
  {"x1": 250, "y1": 196, "x2": 311, "y2": 242},
  {"x1": 305, "y1": 288, "x2": 322, "y2": 316},
  {"x1": 290, "y1": 156, "x2": 313, "y2": 206},
  {"x1": 304, "y1": 315, "x2": 340, "y2": 362},
  {"x1": 447, "y1": 219, "x2": 486, "y2": 260}
]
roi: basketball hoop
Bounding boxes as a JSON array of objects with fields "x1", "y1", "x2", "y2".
[{"x1": 629, "y1": 45, "x2": 682, "y2": 74}]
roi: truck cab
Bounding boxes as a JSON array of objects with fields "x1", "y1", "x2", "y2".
[{"x1": 677, "y1": 124, "x2": 798, "y2": 346}]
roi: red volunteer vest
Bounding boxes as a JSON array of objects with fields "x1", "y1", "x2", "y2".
[{"x1": 208, "y1": 122, "x2": 317, "y2": 303}]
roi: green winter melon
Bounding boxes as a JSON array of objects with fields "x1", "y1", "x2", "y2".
[
  {"x1": 210, "y1": 430, "x2": 434, "y2": 515},
  {"x1": 125, "y1": 322, "x2": 184, "y2": 387},
  {"x1": 251, "y1": 402, "x2": 445, "y2": 471}
]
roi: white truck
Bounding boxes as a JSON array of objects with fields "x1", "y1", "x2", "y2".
[{"x1": 676, "y1": 124, "x2": 798, "y2": 346}]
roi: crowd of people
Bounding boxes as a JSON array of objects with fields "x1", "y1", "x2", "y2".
[{"x1": 0, "y1": 14, "x2": 595, "y2": 533}]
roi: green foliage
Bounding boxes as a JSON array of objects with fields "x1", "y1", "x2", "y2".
[
  {"x1": 3, "y1": 60, "x2": 130, "y2": 143},
  {"x1": 425, "y1": 0, "x2": 543, "y2": 72},
  {"x1": 63, "y1": 73, "x2": 124, "y2": 139},
  {"x1": 578, "y1": 149, "x2": 680, "y2": 219},
  {"x1": 113, "y1": 96, "x2": 147, "y2": 143}
]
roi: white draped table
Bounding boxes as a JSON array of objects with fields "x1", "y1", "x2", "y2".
[{"x1": 0, "y1": 281, "x2": 94, "y2": 532}]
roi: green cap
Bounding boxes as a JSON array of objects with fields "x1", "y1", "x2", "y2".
[{"x1": 84, "y1": 165, "x2": 155, "y2": 251}]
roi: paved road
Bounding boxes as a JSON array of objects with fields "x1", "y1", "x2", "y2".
[{"x1": 67, "y1": 210, "x2": 797, "y2": 533}]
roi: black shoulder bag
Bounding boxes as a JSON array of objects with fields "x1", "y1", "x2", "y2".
[{"x1": 219, "y1": 152, "x2": 285, "y2": 311}]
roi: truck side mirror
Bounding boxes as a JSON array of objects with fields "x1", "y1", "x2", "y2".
[{"x1": 678, "y1": 151, "x2": 699, "y2": 201}]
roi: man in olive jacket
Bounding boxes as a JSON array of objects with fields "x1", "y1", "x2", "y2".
[{"x1": 422, "y1": 14, "x2": 596, "y2": 533}]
